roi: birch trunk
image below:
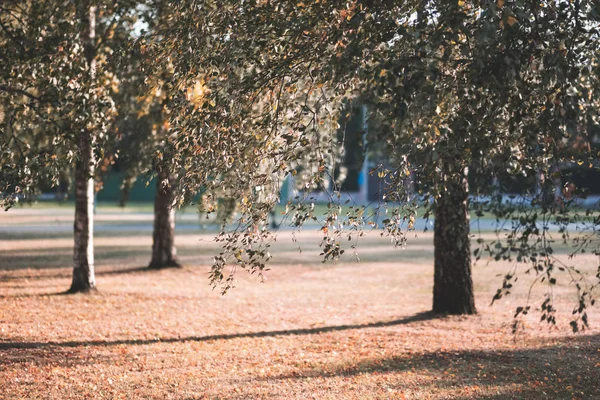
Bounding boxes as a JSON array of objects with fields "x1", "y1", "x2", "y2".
[{"x1": 69, "y1": 2, "x2": 96, "y2": 293}]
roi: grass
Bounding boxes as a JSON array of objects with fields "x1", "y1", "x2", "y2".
[
  {"x1": 11, "y1": 200, "x2": 156, "y2": 213},
  {"x1": 12, "y1": 200, "x2": 449, "y2": 220},
  {"x1": 0, "y1": 208, "x2": 599, "y2": 399}
]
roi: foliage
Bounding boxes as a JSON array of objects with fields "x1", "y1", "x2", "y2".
[
  {"x1": 1, "y1": 0, "x2": 599, "y2": 327},
  {"x1": 0, "y1": 0, "x2": 145, "y2": 207},
  {"x1": 148, "y1": 0, "x2": 600, "y2": 327},
  {"x1": 107, "y1": 1, "x2": 176, "y2": 204}
]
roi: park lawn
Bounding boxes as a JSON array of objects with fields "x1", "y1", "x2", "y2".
[
  {"x1": 11, "y1": 200, "x2": 466, "y2": 223},
  {"x1": 0, "y1": 224, "x2": 599, "y2": 399}
]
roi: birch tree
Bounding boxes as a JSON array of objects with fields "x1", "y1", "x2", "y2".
[{"x1": 0, "y1": 0, "x2": 142, "y2": 292}]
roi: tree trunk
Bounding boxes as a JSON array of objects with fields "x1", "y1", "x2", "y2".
[
  {"x1": 69, "y1": 131, "x2": 96, "y2": 292},
  {"x1": 432, "y1": 162, "x2": 476, "y2": 314},
  {"x1": 148, "y1": 169, "x2": 181, "y2": 269},
  {"x1": 69, "y1": 2, "x2": 97, "y2": 293}
]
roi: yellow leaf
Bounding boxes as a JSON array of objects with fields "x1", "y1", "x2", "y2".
[
  {"x1": 507, "y1": 15, "x2": 518, "y2": 26},
  {"x1": 379, "y1": 69, "x2": 387, "y2": 77},
  {"x1": 497, "y1": 0, "x2": 504, "y2": 7},
  {"x1": 185, "y1": 77, "x2": 210, "y2": 109},
  {"x1": 234, "y1": 249, "x2": 243, "y2": 261}
]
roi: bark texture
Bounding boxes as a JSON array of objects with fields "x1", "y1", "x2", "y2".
[
  {"x1": 69, "y1": 3, "x2": 97, "y2": 293},
  {"x1": 432, "y1": 163, "x2": 476, "y2": 315},
  {"x1": 70, "y1": 130, "x2": 96, "y2": 292},
  {"x1": 148, "y1": 169, "x2": 180, "y2": 269}
]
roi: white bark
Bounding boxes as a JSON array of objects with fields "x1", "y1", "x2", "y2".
[{"x1": 69, "y1": 3, "x2": 96, "y2": 292}]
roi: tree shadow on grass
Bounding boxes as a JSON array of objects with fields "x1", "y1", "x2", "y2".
[
  {"x1": 0, "y1": 311, "x2": 440, "y2": 350},
  {"x1": 0, "y1": 346, "x2": 116, "y2": 368},
  {"x1": 2, "y1": 329, "x2": 597, "y2": 399},
  {"x1": 0, "y1": 247, "x2": 152, "y2": 272},
  {"x1": 0, "y1": 266, "x2": 199, "y2": 297},
  {"x1": 0, "y1": 263, "x2": 192, "y2": 285},
  {"x1": 254, "y1": 333, "x2": 600, "y2": 399}
]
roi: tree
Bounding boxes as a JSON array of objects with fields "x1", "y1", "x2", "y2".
[
  {"x1": 1, "y1": 0, "x2": 142, "y2": 292},
  {"x1": 149, "y1": 156, "x2": 181, "y2": 268},
  {"x1": 111, "y1": 87, "x2": 182, "y2": 270},
  {"x1": 70, "y1": 1, "x2": 98, "y2": 293},
  {"x1": 148, "y1": 0, "x2": 600, "y2": 323},
  {"x1": 110, "y1": 2, "x2": 183, "y2": 270}
]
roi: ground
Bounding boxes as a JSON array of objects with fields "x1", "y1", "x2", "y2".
[{"x1": 0, "y1": 205, "x2": 599, "y2": 399}]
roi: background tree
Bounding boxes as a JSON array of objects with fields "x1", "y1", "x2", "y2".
[
  {"x1": 111, "y1": 87, "x2": 182, "y2": 269},
  {"x1": 110, "y1": 1, "x2": 183, "y2": 269},
  {"x1": 149, "y1": 0, "x2": 600, "y2": 324}
]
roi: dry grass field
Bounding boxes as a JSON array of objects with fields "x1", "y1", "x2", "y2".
[{"x1": 0, "y1": 206, "x2": 599, "y2": 399}]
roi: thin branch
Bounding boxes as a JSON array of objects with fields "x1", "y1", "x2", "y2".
[
  {"x1": 0, "y1": 18, "x2": 28, "y2": 55},
  {"x1": 0, "y1": 85, "x2": 45, "y2": 102}
]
